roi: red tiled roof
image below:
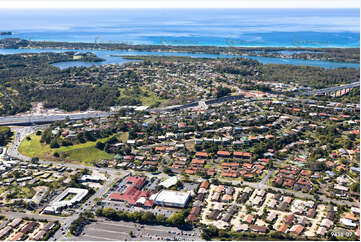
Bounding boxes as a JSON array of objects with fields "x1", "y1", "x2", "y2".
[
  {"x1": 109, "y1": 186, "x2": 152, "y2": 205},
  {"x1": 217, "y1": 151, "x2": 231, "y2": 156},
  {"x1": 223, "y1": 172, "x2": 238, "y2": 178},
  {"x1": 185, "y1": 169, "x2": 196, "y2": 174},
  {"x1": 283, "y1": 179, "x2": 295, "y2": 187},
  {"x1": 195, "y1": 152, "x2": 209, "y2": 157},
  {"x1": 278, "y1": 224, "x2": 288, "y2": 233},
  {"x1": 243, "y1": 163, "x2": 253, "y2": 169},
  {"x1": 126, "y1": 176, "x2": 145, "y2": 189},
  {"x1": 300, "y1": 170, "x2": 311, "y2": 176},
  {"x1": 222, "y1": 162, "x2": 240, "y2": 167},
  {"x1": 155, "y1": 146, "x2": 166, "y2": 151},
  {"x1": 191, "y1": 159, "x2": 205, "y2": 164},
  {"x1": 284, "y1": 214, "x2": 295, "y2": 224},
  {"x1": 234, "y1": 151, "x2": 252, "y2": 157},
  {"x1": 200, "y1": 181, "x2": 209, "y2": 189},
  {"x1": 295, "y1": 157, "x2": 307, "y2": 163}
]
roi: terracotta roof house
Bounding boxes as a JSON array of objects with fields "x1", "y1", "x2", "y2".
[
  {"x1": 155, "y1": 146, "x2": 166, "y2": 152},
  {"x1": 186, "y1": 206, "x2": 201, "y2": 222},
  {"x1": 200, "y1": 181, "x2": 210, "y2": 189},
  {"x1": 283, "y1": 196, "x2": 292, "y2": 204},
  {"x1": 273, "y1": 177, "x2": 283, "y2": 187},
  {"x1": 191, "y1": 159, "x2": 205, "y2": 167},
  {"x1": 195, "y1": 152, "x2": 209, "y2": 158},
  {"x1": 343, "y1": 212, "x2": 358, "y2": 222},
  {"x1": 216, "y1": 185, "x2": 224, "y2": 193},
  {"x1": 234, "y1": 152, "x2": 252, "y2": 159},
  {"x1": 278, "y1": 223, "x2": 288, "y2": 233},
  {"x1": 243, "y1": 214, "x2": 254, "y2": 224},
  {"x1": 10, "y1": 232, "x2": 24, "y2": 241},
  {"x1": 283, "y1": 179, "x2": 295, "y2": 188},
  {"x1": 290, "y1": 224, "x2": 304, "y2": 235},
  {"x1": 284, "y1": 214, "x2": 295, "y2": 225},
  {"x1": 223, "y1": 172, "x2": 238, "y2": 178},
  {"x1": 217, "y1": 151, "x2": 231, "y2": 157},
  {"x1": 221, "y1": 194, "x2": 233, "y2": 202}
]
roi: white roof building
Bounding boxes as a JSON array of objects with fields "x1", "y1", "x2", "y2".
[
  {"x1": 80, "y1": 174, "x2": 106, "y2": 183},
  {"x1": 159, "y1": 176, "x2": 178, "y2": 188},
  {"x1": 340, "y1": 218, "x2": 357, "y2": 227},
  {"x1": 153, "y1": 190, "x2": 191, "y2": 208},
  {"x1": 44, "y1": 187, "x2": 88, "y2": 214}
]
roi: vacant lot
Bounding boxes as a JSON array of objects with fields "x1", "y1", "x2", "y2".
[{"x1": 18, "y1": 134, "x2": 116, "y2": 164}]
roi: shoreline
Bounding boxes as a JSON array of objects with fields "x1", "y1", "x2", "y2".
[{"x1": 0, "y1": 38, "x2": 359, "y2": 64}]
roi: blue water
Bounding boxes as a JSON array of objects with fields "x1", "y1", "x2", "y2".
[
  {"x1": 0, "y1": 9, "x2": 359, "y2": 48},
  {"x1": 0, "y1": 48, "x2": 359, "y2": 69}
]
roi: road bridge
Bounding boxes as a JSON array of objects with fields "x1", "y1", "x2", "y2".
[{"x1": 301, "y1": 82, "x2": 359, "y2": 96}]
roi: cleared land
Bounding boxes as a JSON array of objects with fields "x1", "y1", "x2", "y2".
[{"x1": 18, "y1": 133, "x2": 128, "y2": 164}]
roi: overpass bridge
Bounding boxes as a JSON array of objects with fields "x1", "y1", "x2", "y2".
[
  {"x1": 300, "y1": 82, "x2": 360, "y2": 96},
  {"x1": 150, "y1": 94, "x2": 245, "y2": 112}
]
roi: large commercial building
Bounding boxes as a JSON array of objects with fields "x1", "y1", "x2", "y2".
[
  {"x1": 43, "y1": 187, "x2": 88, "y2": 214},
  {"x1": 153, "y1": 190, "x2": 191, "y2": 208}
]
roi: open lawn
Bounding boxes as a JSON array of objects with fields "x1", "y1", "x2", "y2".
[{"x1": 18, "y1": 133, "x2": 127, "y2": 164}]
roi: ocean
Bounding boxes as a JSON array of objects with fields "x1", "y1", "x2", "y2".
[{"x1": 0, "y1": 8, "x2": 359, "y2": 47}]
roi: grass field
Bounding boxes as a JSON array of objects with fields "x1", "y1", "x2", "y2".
[
  {"x1": 119, "y1": 87, "x2": 163, "y2": 107},
  {"x1": 18, "y1": 133, "x2": 128, "y2": 164}
]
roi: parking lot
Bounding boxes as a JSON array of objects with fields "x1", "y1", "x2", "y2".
[
  {"x1": 67, "y1": 220, "x2": 202, "y2": 241},
  {"x1": 98, "y1": 200, "x2": 178, "y2": 218},
  {"x1": 105, "y1": 176, "x2": 160, "y2": 196}
]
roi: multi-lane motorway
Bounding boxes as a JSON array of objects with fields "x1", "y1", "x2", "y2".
[{"x1": 0, "y1": 111, "x2": 112, "y2": 126}]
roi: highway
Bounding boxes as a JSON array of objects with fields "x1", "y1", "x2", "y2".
[
  {"x1": 301, "y1": 82, "x2": 360, "y2": 96},
  {"x1": 0, "y1": 111, "x2": 113, "y2": 126},
  {"x1": 0, "y1": 94, "x2": 247, "y2": 125}
]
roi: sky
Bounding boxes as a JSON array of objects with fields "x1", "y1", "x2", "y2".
[{"x1": 0, "y1": 0, "x2": 360, "y2": 8}]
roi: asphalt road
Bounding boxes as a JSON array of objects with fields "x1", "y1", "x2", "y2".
[{"x1": 0, "y1": 111, "x2": 112, "y2": 126}]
